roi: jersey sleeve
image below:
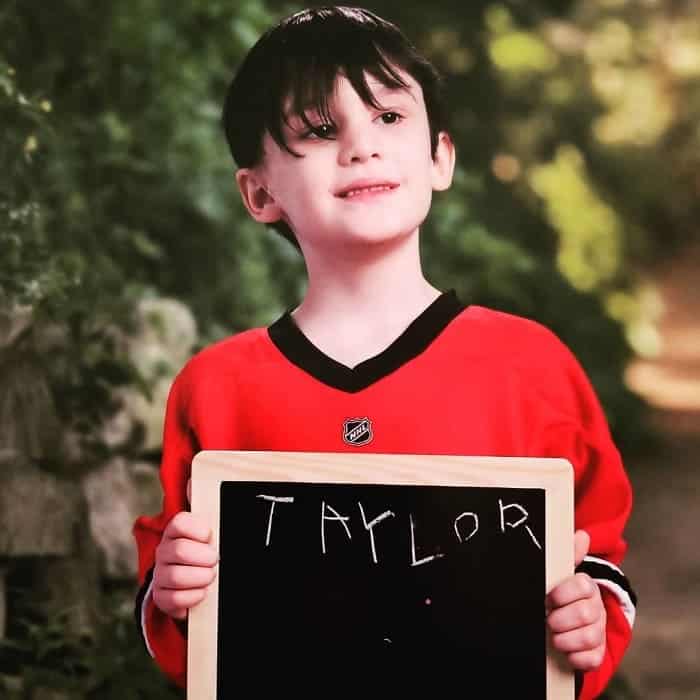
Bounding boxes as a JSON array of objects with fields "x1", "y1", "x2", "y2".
[
  {"x1": 530, "y1": 330, "x2": 637, "y2": 700},
  {"x1": 132, "y1": 366, "x2": 196, "y2": 689}
]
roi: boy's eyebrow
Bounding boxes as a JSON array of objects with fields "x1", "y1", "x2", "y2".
[
  {"x1": 364, "y1": 82, "x2": 418, "y2": 102},
  {"x1": 284, "y1": 83, "x2": 417, "y2": 119}
]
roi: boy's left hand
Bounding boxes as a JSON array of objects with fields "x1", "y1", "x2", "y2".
[{"x1": 546, "y1": 530, "x2": 606, "y2": 671}]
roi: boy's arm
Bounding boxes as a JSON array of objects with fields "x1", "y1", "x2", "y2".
[
  {"x1": 574, "y1": 484, "x2": 637, "y2": 700},
  {"x1": 573, "y1": 586, "x2": 635, "y2": 699},
  {"x1": 132, "y1": 369, "x2": 195, "y2": 689},
  {"x1": 536, "y1": 331, "x2": 637, "y2": 699}
]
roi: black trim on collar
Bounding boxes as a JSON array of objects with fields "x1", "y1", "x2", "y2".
[{"x1": 267, "y1": 290, "x2": 465, "y2": 393}]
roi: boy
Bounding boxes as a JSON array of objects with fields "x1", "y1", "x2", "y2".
[{"x1": 133, "y1": 6, "x2": 636, "y2": 698}]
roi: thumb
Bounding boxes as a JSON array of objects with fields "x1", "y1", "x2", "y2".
[
  {"x1": 574, "y1": 529, "x2": 590, "y2": 568},
  {"x1": 186, "y1": 477, "x2": 192, "y2": 505}
]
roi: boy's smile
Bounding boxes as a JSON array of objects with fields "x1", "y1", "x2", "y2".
[
  {"x1": 236, "y1": 67, "x2": 455, "y2": 254},
  {"x1": 335, "y1": 179, "x2": 400, "y2": 200}
]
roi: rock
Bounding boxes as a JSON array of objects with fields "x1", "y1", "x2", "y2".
[
  {"x1": 0, "y1": 354, "x2": 61, "y2": 460},
  {"x1": 0, "y1": 451, "x2": 100, "y2": 642},
  {"x1": 99, "y1": 401, "x2": 134, "y2": 449},
  {"x1": 32, "y1": 491, "x2": 101, "y2": 642},
  {"x1": 0, "y1": 304, "x2": 32, "y2": 350},
  {"x1": 100, "y1": 296, "x2": 198, "y2": 452},
  {"x1": 82, "y1": 457, "x2": 162, "y2": 580},
  {"x1": 0, "y1": 451, "x2": 77, "y2": 557},
  {"x1": 119, "y1": 376, "x2": 174, "y2": 452},
  {"x1": 132, "y1": 297, "x2": 198, "y2": 374}
]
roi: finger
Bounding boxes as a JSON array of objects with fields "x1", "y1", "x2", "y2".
[
  {"x1": 155, "y1": 563, "x2": 218, "y2": 590},
  {"x1": 163, "y1": 511, "x2": 212, "y2": 543},
  {"x1": 574, "y1": 529, "x2": 590, "y2": 567},
  {"x1": 156, "y1": 538, "x2": 219, "y2": 567},
  {"x1": 550, "y1": 621, "x2": 604, "y2": 655},
  {"x1": 566, "y1": 646, "x2": 606, "y2": 671},
  {"x1": 547, "y1": 573, "x2": 597, "y2": 609},
  {"x1": 547, "y1": 597, "x2": 604, "y2": 634},
  {"x1": 187, "y1": 478, "x2": 192, "y2": 505},
  {"x1": 154, "y1": 587, "x2": 207, "y2": 618}
]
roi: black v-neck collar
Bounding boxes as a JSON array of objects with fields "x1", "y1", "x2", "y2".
[{"x1": 267, "y1": 290, "x2": 465, "y2": 393}]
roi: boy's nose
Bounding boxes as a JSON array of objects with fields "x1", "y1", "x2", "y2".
[{"x1": 338, "y1": 125, "x2": 381, "y2": 165}]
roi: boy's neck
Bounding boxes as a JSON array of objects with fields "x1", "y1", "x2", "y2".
[{"x1": 290, "y1": 231, "x2": 442, "y2": 367}]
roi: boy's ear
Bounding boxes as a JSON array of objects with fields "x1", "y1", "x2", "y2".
[
  {"x1": 235, "y1": 168, "x2": 283, "y2": 224},
  {"x1": 431, "y1": 132, "x2": 456, "y2": 192}
]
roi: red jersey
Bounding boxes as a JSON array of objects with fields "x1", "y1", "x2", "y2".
[{"x1": 133, "y1": 291, "x2": 636, "y2": 699}]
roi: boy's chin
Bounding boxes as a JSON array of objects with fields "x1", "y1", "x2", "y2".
[
  {"x1": 331, "y1": 216, "x2": 422, "y2": 243},
  {"x1": 295, "y1": 219, "x2": 421, "y2": 252},
  {"x1": 332, "y1": 226, "x2": 419, "y2": 250}
]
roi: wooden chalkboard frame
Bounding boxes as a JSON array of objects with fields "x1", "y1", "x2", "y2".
[{"x1": 187, "y1": 450, "x2": 574, "y2": 699}]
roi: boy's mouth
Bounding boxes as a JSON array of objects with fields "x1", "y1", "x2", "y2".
[{"x1": 336, "y1": 180, "x2": 400, "y2": 199}]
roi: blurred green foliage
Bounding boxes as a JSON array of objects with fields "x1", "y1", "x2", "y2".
[
  {"x1": 4, "y1": 0, "x2": 698, "y2": 696},
  {"x1": 1, "y1": 588, "x2": 184, "y2": 699}
]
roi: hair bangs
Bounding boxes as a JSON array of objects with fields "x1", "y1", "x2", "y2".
[{"x1": 268, "y1": 35, "x2": 414, "y2": 158}]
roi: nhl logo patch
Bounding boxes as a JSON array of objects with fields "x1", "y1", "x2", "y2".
[{"x1": 342, "y1": 417, "x2": 373, "y2": 446}]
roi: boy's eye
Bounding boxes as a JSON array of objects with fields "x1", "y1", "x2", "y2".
[
  {"x1": 379, "y1": 111, "x2": 403, "y2": 125},
  {"x1": 302, "y1": 123, "x2": 336, "y2": 139},
  {"x1": 299, "y1": 112, "x2": 402, "y2": 140}
]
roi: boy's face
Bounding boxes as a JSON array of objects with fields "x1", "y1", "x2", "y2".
[{"x1": 236, "y1": 67, "x2": 455, "y2": 255}]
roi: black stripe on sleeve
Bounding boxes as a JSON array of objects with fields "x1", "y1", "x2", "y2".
[{"x1": 575, "y1": 559, "x2": 638, "y2": 607}]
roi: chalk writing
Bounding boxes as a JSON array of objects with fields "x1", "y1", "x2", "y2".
[
  {"x1": 256, "y1": 494, "x2": 294, "y2": 546},
  {"x1": 498, "y1": 499, "x2": 542, "y2": 550},
  {"x1": 410, "y1": 512, "x2": 445, "y2": 567},
  {"x1": 358, "y1": 503, "x2": 395, "y2": 564},
  {"x1": 256, "y1": 493, "x2": 542, "y2": 563},
  {"x1": 321, "y1": 501, "x2": 352, "y2": 555},
  {"x1": 454, "y1": 511, "x2": 479, "y2": 543}
]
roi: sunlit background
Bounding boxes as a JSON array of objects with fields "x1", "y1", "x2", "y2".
[{"x1": 2, "y1": 1, "x2": 699, "y2": 698}]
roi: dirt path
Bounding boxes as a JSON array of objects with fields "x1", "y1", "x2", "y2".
[{"x1": 616, "y1": 246, "x2": 700, "y2": 699}]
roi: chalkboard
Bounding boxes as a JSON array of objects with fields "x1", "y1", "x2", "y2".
[{"x1": 188, "y1": 451, "x2": 574, "y2": 699}]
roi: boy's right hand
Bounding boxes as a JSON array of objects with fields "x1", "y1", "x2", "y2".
[{"x1": 152, "y1": 478, "x2": 219, "y2": 620}]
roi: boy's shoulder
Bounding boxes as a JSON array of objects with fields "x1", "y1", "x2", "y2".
[
  {"x1": 454, "y1": 304, "x2": 571, "y2": 363},
  {"x1": 453, "y1": 305, "x2": 595, "y2": 408},
  {"x1": 176, "y1": 323, "x2": 271, "y2": 383},
  {"x1": 460, "y1": 304, "x2": 554, "y2": 334}
]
